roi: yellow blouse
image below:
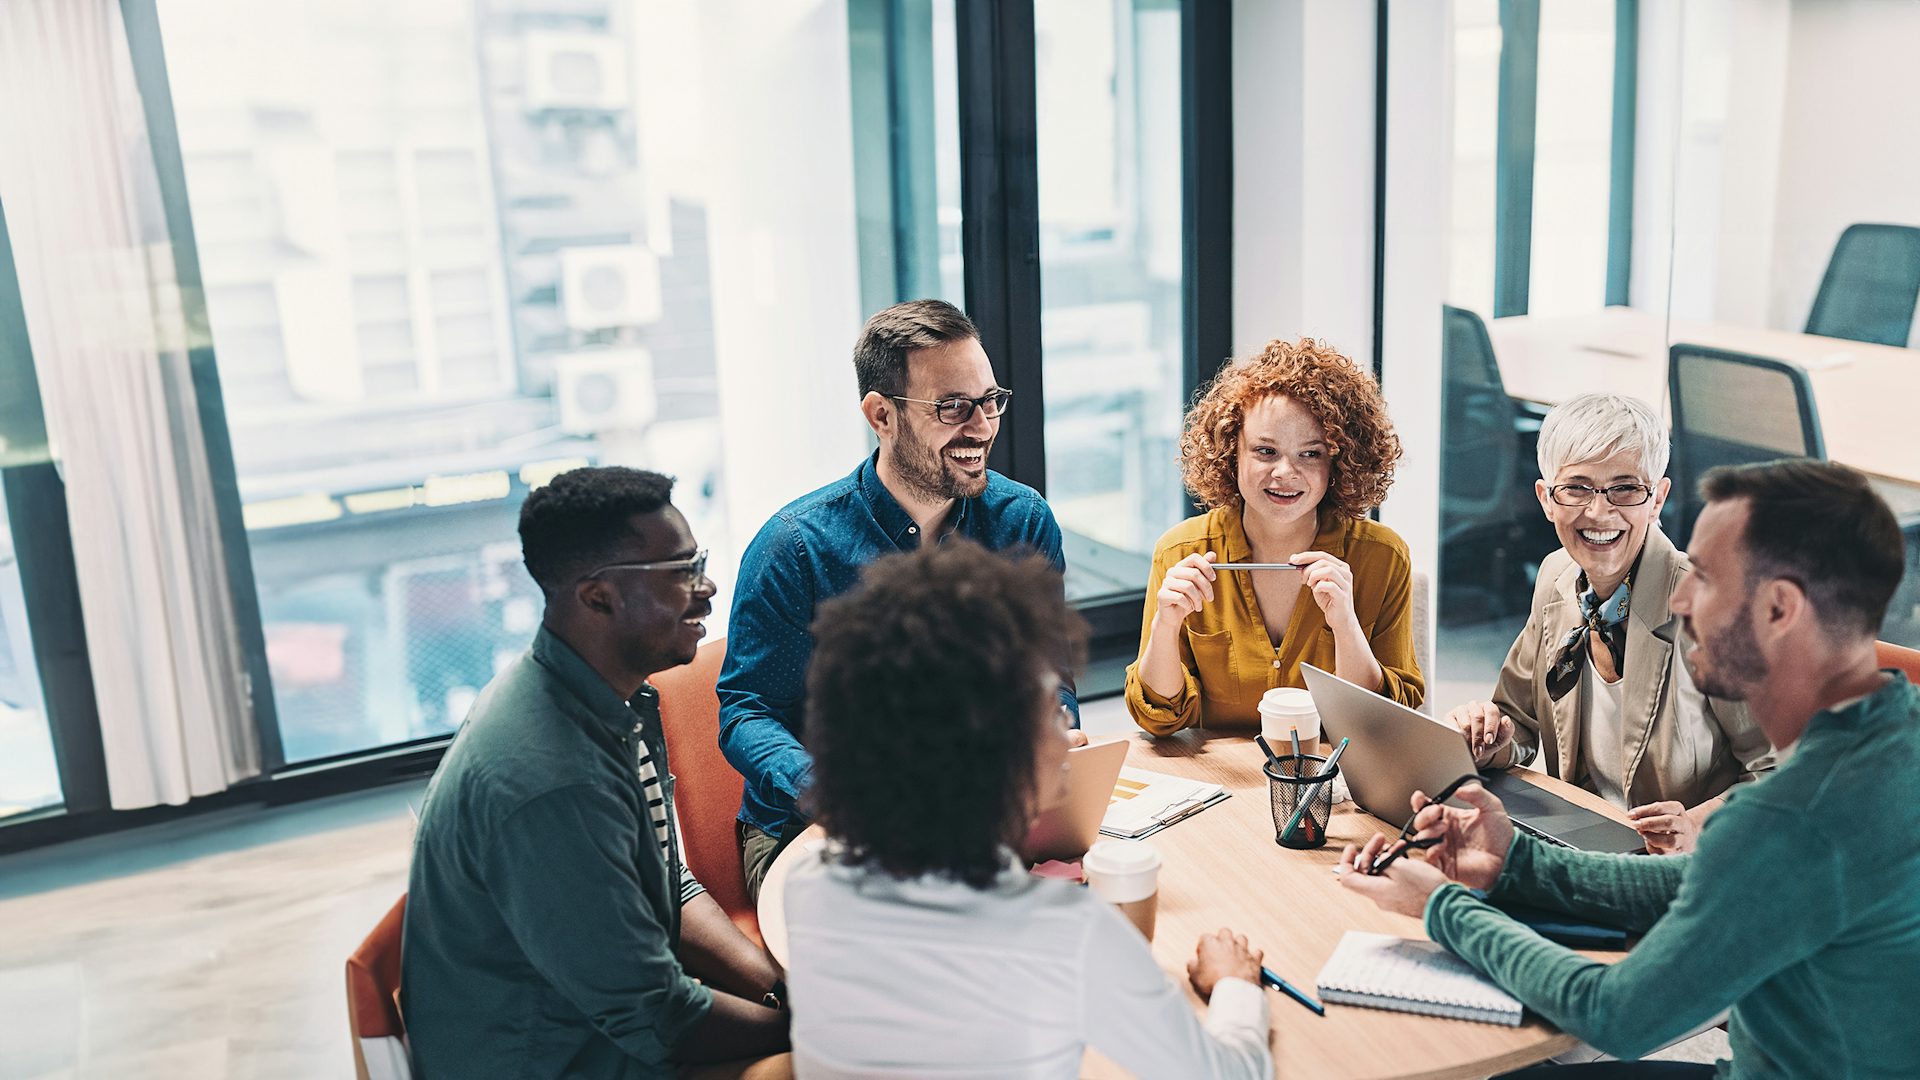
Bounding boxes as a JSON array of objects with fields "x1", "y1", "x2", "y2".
[{"x1": 1123, "y1": 506, "x2": 1424, "y2": 735}]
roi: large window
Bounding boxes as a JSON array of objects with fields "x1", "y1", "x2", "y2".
[
  {"x1": 158, "y1": 0, "x2": 875, "y2": 763},
  {"x1": 0, "y1": 0, "x2": 1228, "y2": 824},
  {"x1": 1034, "y1": 0, "x2": 1187, "y2": 603}
]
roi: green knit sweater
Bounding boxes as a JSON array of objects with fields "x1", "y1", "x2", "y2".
[{"x1": 1426, "y1": 673, "x2": 1920, "y2": 1078}]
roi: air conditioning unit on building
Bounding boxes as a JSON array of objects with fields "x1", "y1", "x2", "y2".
[
  {"x1": 555, "y1": 348, "x2": 656, "y2": 435},
  {"x1": 560, "y1": 243, "x2": 662, "y2": 332},
  {"x1": 524, "y1": 32, "x2": 630, "y2": 112}
]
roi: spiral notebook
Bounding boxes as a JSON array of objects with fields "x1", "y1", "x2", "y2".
[{"x1": 1314, "y1": 932, "x2": 1524, "y2": 1027}]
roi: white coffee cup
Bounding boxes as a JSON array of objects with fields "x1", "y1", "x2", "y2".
[
  {"x1": 1258, "y1": 686, "x2": 1321, "y2": 746},
  {"x1": 1083, "y1": 839, "x2": 1161, "y2": 941}
]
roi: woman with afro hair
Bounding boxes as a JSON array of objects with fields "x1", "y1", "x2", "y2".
[{"x1": 1125, "y1": 338, "x2": 1423, "y2": 735}]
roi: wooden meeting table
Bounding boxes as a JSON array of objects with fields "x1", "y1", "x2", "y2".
[{"x1": 758, "y1": 731, "x2": 1636, "y2": 1080}]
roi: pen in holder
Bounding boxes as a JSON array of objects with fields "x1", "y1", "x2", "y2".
[{"x1": 1265, "y1": 754, "x2": 1336, "y2": 850}]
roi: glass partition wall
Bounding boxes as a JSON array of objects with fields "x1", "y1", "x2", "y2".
[{"x1": 1434, "y1": 0, "x2": 1920, "y2": 715}]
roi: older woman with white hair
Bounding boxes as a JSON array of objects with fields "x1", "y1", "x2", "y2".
[{"x1": 1448, "y1": 393, "x2": 1774, "y2": 853}]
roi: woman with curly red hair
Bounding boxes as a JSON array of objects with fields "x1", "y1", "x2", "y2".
[{"x1": 1125, "y1": 338, "x2": 1424, "y2": 735}]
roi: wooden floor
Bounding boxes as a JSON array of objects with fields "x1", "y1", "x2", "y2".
[{"x1": 0, "y1": 693, "x2": 1729, "y2": 1078}]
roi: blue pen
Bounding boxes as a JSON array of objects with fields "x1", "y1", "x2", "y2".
[{"x1": 1259, "y1": 966, "x2": 1325, "y2": 1016}]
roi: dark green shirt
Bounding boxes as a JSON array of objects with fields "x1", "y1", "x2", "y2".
[
  {"x1": 402, "y1": 626, "x2": 713, "y2": 1080},
  {"x1": 1427, "y1": 672, "x2": 1920, "y2": 1078}
]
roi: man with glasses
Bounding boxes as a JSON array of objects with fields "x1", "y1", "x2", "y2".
[
  {"x1": 1446, "y1": 394, "x2": 1772, "y2": 853},
  {"x1": 719, "y1": 298, "x2": 1078, "y2": 900},
  {"x1": 404, "y1": 467, "x2": 788, "y2": 1080},
  {"x1": 1340, "y1": 459, "x2": 1920, "y2": 1078}
]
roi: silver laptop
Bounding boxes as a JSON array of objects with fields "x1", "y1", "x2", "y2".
[
  {"x1": 1300, "y1": 664, "x2": 1645, "y2": 855},
  {"x1": 1022, "y1": 737, "x2": 1129, "y2": 862}
]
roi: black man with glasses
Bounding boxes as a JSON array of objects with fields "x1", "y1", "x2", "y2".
[
  {"x1": 718, "y1": 299, "x2": 1079, "y2": 901},
  {"x1": 404, "y1": 467, "x2": 789, "y2": 1080},
  {"x1": 1446, "y1": 393, "x2": 1772, "y2": 854}
]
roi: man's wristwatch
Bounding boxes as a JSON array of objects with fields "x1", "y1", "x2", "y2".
[{"x1": 761, "y1": 978, "x2": 787, "y2": 1011}]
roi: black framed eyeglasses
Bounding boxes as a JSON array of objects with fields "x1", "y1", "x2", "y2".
[
  {"x1": 1366, "y1": 773, "x2": 1481, "y2": 876},
  {"x1": 1547, "y1": 482, "x2": 1655, "y2": 507},
  {"x1": 582, "y1": 548, "x2": 709, "y2": 583},
  {"x1": 889, "y1": 389, "x2": 1013, "y2": 426}
]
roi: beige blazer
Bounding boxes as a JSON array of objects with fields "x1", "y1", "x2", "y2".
[{"x1": 1491, "y1": 527, "x2": 1775, "y2": 809}]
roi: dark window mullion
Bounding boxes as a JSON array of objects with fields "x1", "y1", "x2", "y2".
[
  {"x1": 955, "y1": 0, "x2": 1046, "y2": 493},
  {"x1": 1181, "y1": 0, "x2": 1233, "y2": 400},
  {"x1": 0, "y1": 193, "x2": 107, "y2": 816},
  {"x1": 1181, "y1": 0, "x2": 1234, "y2": 522}
]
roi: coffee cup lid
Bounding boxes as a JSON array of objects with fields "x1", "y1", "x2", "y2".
[
  {"x1": 1258, "y1": 687, "x2": 1317, "y2": 715},
  {"x1": 1084, "y1": 839, "x2": 1160, "y2": 875}
]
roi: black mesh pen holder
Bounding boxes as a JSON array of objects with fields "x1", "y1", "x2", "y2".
[{"x1": 1265, "y1": 755, "x2": 1335, "y2": 850}]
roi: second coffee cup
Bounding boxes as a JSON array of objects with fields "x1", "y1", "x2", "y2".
[{"x1": 1083, "y1": 839, "x2": 1162, "y2": 941}]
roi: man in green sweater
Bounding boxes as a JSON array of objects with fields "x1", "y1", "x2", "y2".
[
  {"x1": 1339, "y1": 459, "x2": 1920, "y2": 1079},
  {"x1": 403, "y1": 467, "x2": 789, "y2": 1079}
]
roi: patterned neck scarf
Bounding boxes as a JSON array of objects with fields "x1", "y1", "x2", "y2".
[{"x1": 1546, "y1": 571, "x2": 1632, "y2": 702}]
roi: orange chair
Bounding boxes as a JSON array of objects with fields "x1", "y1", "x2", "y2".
[
  {"x1": 1877, "y1": 639, "x2": 1920, "y2": 683},
  {"x1": 654, "y1": 637, "x2": 762, "y2": 946},
  {"x1": 346, "y1": 894, "x2": 412, "y2": 1080}
]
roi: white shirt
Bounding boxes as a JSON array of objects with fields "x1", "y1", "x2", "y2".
[
  {"x1": 1580, "y1": 663, "x2": 1629, "y2": 808},
  {"x1": 783, "y1": 847, "x2": 1272, "y2": 1080}
]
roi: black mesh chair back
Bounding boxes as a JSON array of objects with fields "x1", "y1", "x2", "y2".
[
  {"x1": 1666, "y1": 344, "x2": 1825, "y2": 545},
  {"x1": 1442, "y1": 305, "x2": 1518, "y2": 533},
  {"x1": 1805, "y1": 223, "x2": 1920, "y2": 348}
]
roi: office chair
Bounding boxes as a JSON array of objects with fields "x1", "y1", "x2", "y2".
[
  {"x1": 1805, "y1": 223, "x2": 1920, "y2": 348},
  {"x1": 651, "y1": 636, "x2": 762, "y2": 947},
  {"x1": 346, "y1": 894, "x2": 412, "y2": 1080},
  {"x1": 1664, "y1": 345, "x2": 1825, "y2": 548},
  {"x1": 1410, "y1": 569, "x2": 1433, "y2": 716},
  {"x1": 1440, "y1": 305, "x2": 1546, "y2": 618},
  {"x1": 1878, "y1": 639, "x2": 1920, "y2": 684}
]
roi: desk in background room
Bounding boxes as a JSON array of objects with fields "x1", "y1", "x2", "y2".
[
  {"x1": 760, "y1": 734, "x2": 1631, "y2": 1080},
  {"x1": 1487, "y1": 307, "x2": 1920, "y2": 486}
]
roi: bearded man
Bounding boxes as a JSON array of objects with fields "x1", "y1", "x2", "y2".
[{"x1": 718, "y1": 299, "x2": 1080, "y2": 900}]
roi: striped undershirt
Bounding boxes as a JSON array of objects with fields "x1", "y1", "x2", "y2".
[{"x1": 632, "y1": 724, "x2": 671, "y2": 860}]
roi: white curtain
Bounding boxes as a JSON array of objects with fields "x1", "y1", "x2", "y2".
[{"x1": 0, "y1": 0, "x2": 259, "y2": 806}]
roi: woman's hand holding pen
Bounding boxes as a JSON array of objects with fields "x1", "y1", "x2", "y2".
[
  {"x1": 1154, "y1": 551, "x2": 1219, "y2": 623},
  {"x1": 1138, "y1": 552, "x2": 1221, "y2": 703},
  {"x1": 1290, "y1": 550, "x2": 1359, "y2": 634}
]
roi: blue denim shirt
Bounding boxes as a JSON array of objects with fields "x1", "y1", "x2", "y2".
[{"x1": 718, "y1": 452, "x2": 1079, "y2": 837}]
